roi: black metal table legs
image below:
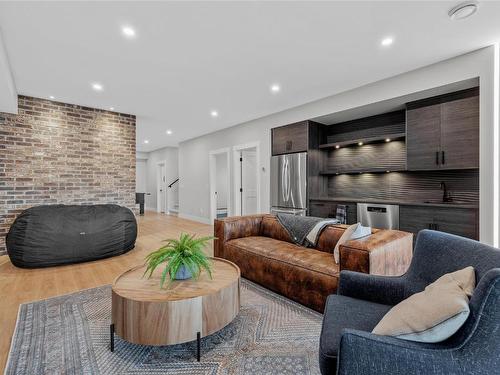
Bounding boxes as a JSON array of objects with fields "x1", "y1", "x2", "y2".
[
  {"x1": 197, "y1": 332, "x2": 201, "y2": 362},
  {"x1": 110, "y1": 325, "x2": 201, "y2": 361},
  {"x1": 110, "y1": 324, "x2": 115, "y2": 352}
]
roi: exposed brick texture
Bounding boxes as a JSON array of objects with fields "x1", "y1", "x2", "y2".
[{"x1": 0, "y1": 96, "x2": 136, "y2": 255}]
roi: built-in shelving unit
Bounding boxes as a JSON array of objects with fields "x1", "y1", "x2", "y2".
[
  {"x1": 319, "y1": 167, "x2": 406, "y2": 175},
  {"x1": 319, "y1": 132, "x2": 406, "y2": 150}
]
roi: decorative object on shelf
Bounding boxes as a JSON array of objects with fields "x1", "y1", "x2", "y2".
[{"x1": 144, "y1": 233, "x2": 215, "y2": 287}]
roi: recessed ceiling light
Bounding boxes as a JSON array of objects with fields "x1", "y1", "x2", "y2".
[
  {"x1": 166, "y1": 130, "x2": 173, "y2": 135},
  {"x1": 210, "y1": 110, "x2": 219, "y2": 118},
  {"x1": 381, "y1": 37, "x2": 394, "y2": 47},
  {"x1": 449, "y1": 1, "x2": 478, "y2": 20},
  {"x1": 335, "y1": 145, "x2": 340, "y2": 149},
  {"x1": 92, "y1": 83, "x2": 103, "y2": 91},
  {"x1": 122, "y1": 26, "x2": 136, "y2": 38},
  {"x1": 49, "y1": 95, "x2": 55, "y2": 99},
  {"x1": 358, "y1": 142, "x2": 364, "y2": 146},
  {"x1": 270, "y1": 84, "x2": 281, "y2": 93},
  {"x1": 144, "y1": 140, "x2": 149, "y2": 144},
  {"x1": 385, "y1": 138, "x2": 391, "y2": 142}
]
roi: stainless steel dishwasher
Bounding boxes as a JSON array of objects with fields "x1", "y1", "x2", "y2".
[{"x1": 357, "y1": 203, "x2": 399, "y2": 230}]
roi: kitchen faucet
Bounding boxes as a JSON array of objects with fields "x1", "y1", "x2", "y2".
[{"x1": 440, "y1": 182, "x2": 453, "y2": 203}]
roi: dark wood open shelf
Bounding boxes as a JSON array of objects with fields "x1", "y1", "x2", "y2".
[
  {"x1": 320, "y1": 167, "x2": 406, "y2": 175},
  {"x1": 319, "y1": 132, "x2": 406, "y2": 149}
]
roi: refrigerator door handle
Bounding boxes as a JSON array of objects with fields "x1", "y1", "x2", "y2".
[
  {"x1": 286, "y1": 157, "x2": 291, "y2": 202},
  {"x1": 281, "y1": 158, "x2": 286, "y2": 202},
  {"x1": 283, "y1": 158, "x2": 290, "y2": 202}
]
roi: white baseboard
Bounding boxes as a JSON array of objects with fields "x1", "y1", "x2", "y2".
[{"x1": 179, "y1": 212, "x2": 212, "y2": 225}]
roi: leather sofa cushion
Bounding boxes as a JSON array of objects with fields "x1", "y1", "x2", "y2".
[
  {"x1": 260, "y1": 215, "x2": 293, "y2": 243},
  {"x1": 316, "y1": 225, "x2": 349, "y2": 254},
  {"x1": 226, "y1": 236, "x2": 339, "y2": 277},
  {"x1": 260, "y1": 214, "x2": 347, "y2": 254}
]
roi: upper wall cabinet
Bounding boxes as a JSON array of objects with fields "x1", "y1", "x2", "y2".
[
  {"x1": 440, "y1": 96, "x2": 479, "y2": 169},
  {"x1": 406, "y1": 88, "x2": 479, "y2": 171},
  {"x1": 271, "y1": 121, "x2": 308, "y2": 155}
]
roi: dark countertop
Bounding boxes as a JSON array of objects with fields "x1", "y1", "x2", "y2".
[{"x1": 309, "y1": 196, "x2": 479, "y2": 209}]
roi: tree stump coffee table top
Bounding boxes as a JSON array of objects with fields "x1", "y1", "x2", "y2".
[{"x1": 111, "y1": 257, "x2": 240, "y2": 346}]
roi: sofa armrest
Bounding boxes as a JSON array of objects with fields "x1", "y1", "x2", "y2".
[
  {"x1": 337, "y1": 329, "x2": 457, "y2": 375},
  {"x1": 214, "y1": 215, "x2": 263, "y2": 258},
  {"x1": 339, "y1": 229, "x2": 413, "y2": 276},
  {"x1": 338, "y1": 271, "x2": 410, "y2": 305}
]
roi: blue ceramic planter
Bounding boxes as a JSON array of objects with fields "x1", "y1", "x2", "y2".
[{"x1": 174, "y1": 264, "x2": 193, "y2": 280}]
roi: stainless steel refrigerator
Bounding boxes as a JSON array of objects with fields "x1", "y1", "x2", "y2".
[{"x1": 270, "y1": 152, "x2": 307, "y2": 216}]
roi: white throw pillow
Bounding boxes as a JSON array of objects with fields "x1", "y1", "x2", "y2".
[
  {"x1": 372, "y1": 266, "x2": 475, "y2": 343},
  {"x1": 333, "y1": 223, "x2": 371, "y2": 264}
]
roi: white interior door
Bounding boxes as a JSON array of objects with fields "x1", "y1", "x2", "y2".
[
  {"x1": 241, "y1": 149, "x2": 257, "y2": 215},
  {"x1": 215, "y1": 153, "x2": 228, "y2": 217},
  {"x1": 157, "y1": 163, "x2": 167, "y2": 213}
]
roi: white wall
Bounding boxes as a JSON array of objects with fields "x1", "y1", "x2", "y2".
[
  {"x1": 0, "y1": 30, "x2": 17, "y2": 114},
  {"x1": 136, "y1": 159, "x2": 147, "y2": 192},
  {"x1": 136, "y1": 152, "x2": 148, "y2": 193},
  {"x1": 143, "y1": 146, "x2": 179, "y2": 211},
  {"x1": 179, "y1": 46, "x2": 498, "y2": 245}
]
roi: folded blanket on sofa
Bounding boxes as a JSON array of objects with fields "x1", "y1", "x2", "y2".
[{"x1": 276, "y1": 213, "x2": 339, "y2": 247}]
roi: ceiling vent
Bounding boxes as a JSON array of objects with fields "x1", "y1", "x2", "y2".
[{"x1": 449, "y1": 1, "x2": 479, "y2": 20}]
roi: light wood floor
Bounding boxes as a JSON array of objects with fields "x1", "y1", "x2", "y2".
[{"x1": 0, "y1": 211, "x2": 213, "y2": 373}]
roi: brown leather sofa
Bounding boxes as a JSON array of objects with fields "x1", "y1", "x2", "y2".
[{"x1": 214, "y1": 214, "x2": 413, "y2": 312}]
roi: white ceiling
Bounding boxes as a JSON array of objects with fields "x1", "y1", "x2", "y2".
[{"x1": 0, "y1": 1, "x2": 500, "y2": 152}]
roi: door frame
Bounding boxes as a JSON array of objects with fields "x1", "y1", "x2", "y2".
[
  {"x1": 209, "y1": 147, "x2": 232, "y2": 223},
  {"x1": 156, "y1": 160, "x2": 167, "y2": 213},
  {"x1": 233, "y1": 141, "x2": 260, "y2": 216}
]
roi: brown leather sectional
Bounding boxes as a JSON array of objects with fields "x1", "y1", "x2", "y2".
[{"x1": 214, "y1": 214, "x2": 413, "y2": 312}]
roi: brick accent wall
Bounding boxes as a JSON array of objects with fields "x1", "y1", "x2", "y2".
[{"x1": 0, "y1": 96, "x2": 136, "y2": 255}]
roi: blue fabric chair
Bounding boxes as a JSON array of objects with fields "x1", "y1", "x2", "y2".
[{"x1": 319, "y1": 230, "x2": 500, "y2": 375}]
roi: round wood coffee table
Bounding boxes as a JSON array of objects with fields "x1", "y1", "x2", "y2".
[{"x1": 110, "y1": 257, "x2": 240, "y2": 360}]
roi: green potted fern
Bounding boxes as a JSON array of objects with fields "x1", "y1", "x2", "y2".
[{"x1": 144, "y1": 233, "x2": 215, "y2": 288}]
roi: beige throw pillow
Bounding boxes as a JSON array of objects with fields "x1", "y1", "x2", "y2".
[
  {"x1": 372, "y1": 266, "x2": 475, "y2": 343},
  {"x1": 333, "y1": 223, "x2": 371, "y2": 264},
  {"x1": 333, "y1": 223, "x2": 358, "y2": 264}
]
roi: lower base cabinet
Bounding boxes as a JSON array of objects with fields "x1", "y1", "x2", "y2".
[
  {"x1": 308, "y1": 202, "x2": 478, "y2": 241},
  {"x1": 309, "y1": 200, "x2": 357, "y2": 224},
  {"x1": 399, "y1": 206, "x2": 478, "y2": 241}
]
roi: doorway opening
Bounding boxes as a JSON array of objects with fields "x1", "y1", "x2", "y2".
[
  {"x1": 209, "y1": 148, "x2": 231, "y2": 222},
  {"x1": 156, "y1": 161, "x2": 167, "y2": 213},
  {"x1": 233, "y1": 142, "x2": 260, "y2": 216}
]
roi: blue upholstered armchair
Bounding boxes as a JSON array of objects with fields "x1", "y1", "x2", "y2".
[{"x1": 319, "y1": 230, "x2": 500, "y2": 375}]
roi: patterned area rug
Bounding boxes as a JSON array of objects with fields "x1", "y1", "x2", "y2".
[{"x1": 6, "y1": 279, "x2": 322, "y2": 374}]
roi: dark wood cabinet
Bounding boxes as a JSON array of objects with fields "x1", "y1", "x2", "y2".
[
  {"x1": 440, "y1": 96, "x2": 479, "y2": 169},
  {"x1": 309, "y1": 200, "x2": 357, "y2": 223},
  {"x1": 400, "y1": 206, "x2": 478, "y2": 240},
  {"x1": 271, "y1": 121, "x2": 308, "y2": 155},
  {"x1": 309, "y1": 201, "x2": 336, "y2": 218},
  {"x1": 406, "y1": 89, "x2": 479, "y2": 171},
  {"x1": 406, "y1": 104, "x2": 441, "y2": 170}
]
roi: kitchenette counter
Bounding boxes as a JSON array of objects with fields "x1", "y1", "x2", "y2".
[{"x1": 309, "y1": 196, "x2": 479, "y2": 209}]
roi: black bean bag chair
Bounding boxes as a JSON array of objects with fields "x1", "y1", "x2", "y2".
[{"x1": 6, "y1": 204, "x2": 137, "y2": 268}]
